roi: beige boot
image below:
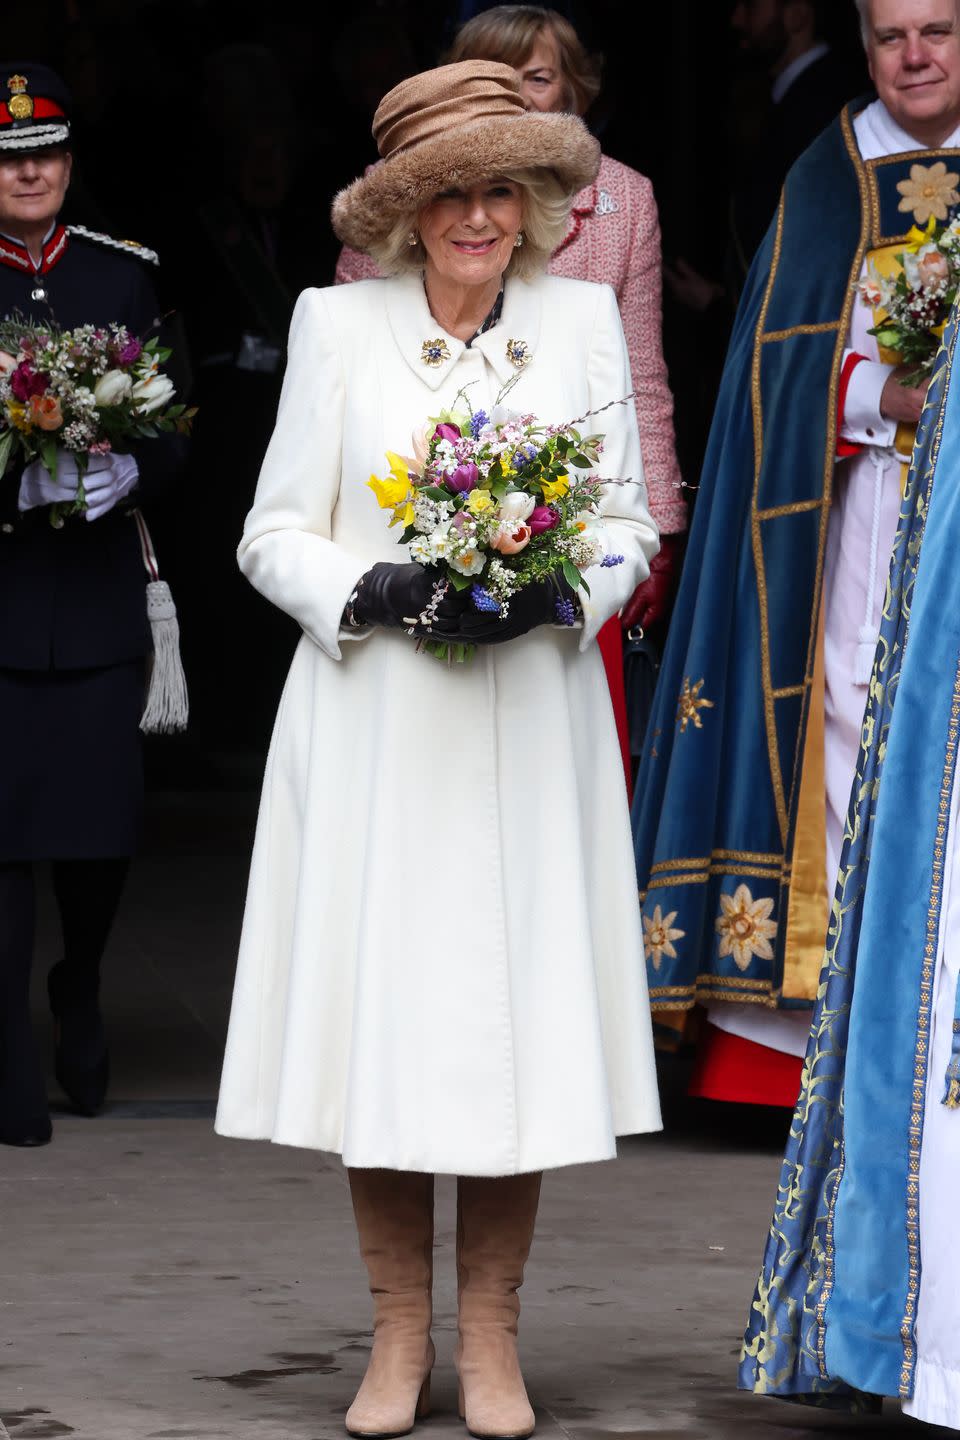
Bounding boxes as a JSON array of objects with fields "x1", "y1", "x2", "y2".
[
  {"x1": 455, "y1": 1172, "x2": 542, "y2": 1439},
  {"x1": 345, "y1": 1168, "x2": 435, "y2": 1438}
]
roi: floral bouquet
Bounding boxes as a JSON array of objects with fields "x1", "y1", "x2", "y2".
[
  {"x1": 0, "y1": 314, "x2": 195, "y2": 524},
  {"x1": 368, "y1": 388, "x2": 627, "y2": 662},
  {"x1": 857, "y1": 215, "x2": 960, "y2": 384}
]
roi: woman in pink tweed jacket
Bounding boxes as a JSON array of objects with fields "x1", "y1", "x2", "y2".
[{"x1": 335, "y1": 5, "x2": 687, "y2": 650}]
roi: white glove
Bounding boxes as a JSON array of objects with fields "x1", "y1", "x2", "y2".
[
  {"x1": 82, "y1": 452, "x2": 140, "y2": 522},
  {"x1": 17, "y1": 451, "x2": 91, "y2": 512}
]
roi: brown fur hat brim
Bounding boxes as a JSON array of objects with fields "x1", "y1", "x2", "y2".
[{"x1": 332, "y1": 110, "x2": 600, "y2": 254}]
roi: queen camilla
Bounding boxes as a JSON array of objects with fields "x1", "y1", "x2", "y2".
[{"x1": 215, "y1": 60, "x2": 661, "y2": 1439}]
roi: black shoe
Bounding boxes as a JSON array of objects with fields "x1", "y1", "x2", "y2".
[
  {"x1": 0, "y1": 1012, "x2": 52, "y2": 1145},
  {"x1": 47, "y1": 964, "x2": 109, "y2": 1116}
]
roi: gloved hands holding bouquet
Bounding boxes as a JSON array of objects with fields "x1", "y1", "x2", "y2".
[{"x1": 18, "y1": 450, "x2": 140, "y2": 522}]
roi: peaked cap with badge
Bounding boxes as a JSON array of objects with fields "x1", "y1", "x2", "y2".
[
  {"x1": 0, "y1": 63, "x2": 71, "y2": 151},
  {"x1": 332, "y1": 60, "x2": 600, "y2": 254}
]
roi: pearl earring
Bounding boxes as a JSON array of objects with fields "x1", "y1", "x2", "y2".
[
  {"x1": 407, "y1": 231, "x2": 419, "y2": 247},
  {"x1": 514, "y1": 232, "x2": 524, "y2": 249}
]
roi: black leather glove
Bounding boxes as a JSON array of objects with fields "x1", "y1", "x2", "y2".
[
  {"x1": 352, "y1": 563, "x2": 468, "y2": 633},
  {"x1": 454, "y1": 576, "x2": 579, "y2": 646}
]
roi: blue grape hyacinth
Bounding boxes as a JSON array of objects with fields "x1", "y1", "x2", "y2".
[
  {"x1": 555, "y1": 595, "x2": 577, "y2": 626},
  {"x1": 469, "y1": 410, "x2": 490, "y2": 439},
  {"x1": 601, "y1": 554, "x2": 625, "y2": 568},
  {"x1": 471, "y1": 584, "x2": 501, "y2": 613}
]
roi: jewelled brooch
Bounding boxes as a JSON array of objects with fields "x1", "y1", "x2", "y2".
[
  {"x1": 421, "y1": 338, "x2": 452, "y2": 367},
  {"x1": 506, "y1": 338, "x2": 532, "y2": 370}
]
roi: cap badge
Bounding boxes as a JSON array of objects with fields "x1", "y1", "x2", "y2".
[
  {"x1": 6, "y1": 74, "x2": 33, "y2": 121},
  {"x1": 506, "y1": 338, "x2": 532, "y2": 370},
  {"x1": 421, "y1": 338, "x2": 452, "y2": 367}
]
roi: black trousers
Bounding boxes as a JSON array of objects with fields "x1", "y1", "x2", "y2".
[{"x1": 0, "y1": 857, "x2": 128, "y2": 1127}]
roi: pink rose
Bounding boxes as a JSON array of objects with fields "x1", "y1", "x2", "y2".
[
  {"x1": 411, "y1": 423, "x2": 432, "y2": 466},
  {"x1": 29, "y1": 393, "x2": 63, "y2": 431},
  {"x1": 0, "y1": 350, "x2": 16, "y2": 374},
  {"x1": 491, "y1": 523, "x2": 532, "y2": 555}
]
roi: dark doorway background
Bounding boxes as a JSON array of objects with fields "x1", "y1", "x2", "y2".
[{"x1": 6, "y1": 0, "x2": 869, "y2": 783}]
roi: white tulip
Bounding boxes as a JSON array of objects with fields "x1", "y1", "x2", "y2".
[
  {"x1": 94, "y1": 369, "x2": 133, "y2": 406},
  {"x1": 498, "y1": 491, "x2": 535, "y2": 522},
  {"x1": 131, "y1": 372, "x2": 176, "y2": 415}
]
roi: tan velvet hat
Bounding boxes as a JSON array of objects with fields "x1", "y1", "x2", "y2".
[{"x1": 332, "y1": 61, "x2": 600, "y2": 254}]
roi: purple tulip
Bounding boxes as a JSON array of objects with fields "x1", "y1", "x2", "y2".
[
  {"x1": 529, "y1": 504, "x2": 560, "y2": 534},
  {"x1": 433, "y1": 422, "x2": 462, "y2": 444},
  {"x1": 446, "y1": 462, "x2": 479, "y2": 494},
  {"x1": 10, "y1": 362, "x2": 48, "y2": 402}
]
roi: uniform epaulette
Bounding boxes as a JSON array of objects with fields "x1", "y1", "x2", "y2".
[{"x1": 65, "y1": 225, "x2": 160, "y2": 266}]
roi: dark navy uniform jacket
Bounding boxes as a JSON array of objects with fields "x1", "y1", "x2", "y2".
[{"x1": 0, "y1": 225, "x2": 184, "y2": 670}]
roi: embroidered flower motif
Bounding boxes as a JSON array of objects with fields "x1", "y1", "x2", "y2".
[
  {"x1": 897, "y1": 162, "x2": 960, "y2": 225},
  {"x1": 643, "y1": 905, "x2": 685, "y2": 972},
  {"x1": 421, "y1": 338, "x2": 451, "y2": 367},
  {"x1": 715, "y1": 884, "x2": 777, "y2": 972},
  {"x1": 677, "y1": 677, "x2": 714, "y2": 733},
  {"x1": 506, "y1": 338, "x2": 532, "y2": 369}
]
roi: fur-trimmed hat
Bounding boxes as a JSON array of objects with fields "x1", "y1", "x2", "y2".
[{"x1": 332, "y1": 61, "x2": 600, "y2": 255}]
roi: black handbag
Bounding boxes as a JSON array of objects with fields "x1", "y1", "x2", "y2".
[{"x1": 623, "y1": 626, "x2": 662, "y2": 768}]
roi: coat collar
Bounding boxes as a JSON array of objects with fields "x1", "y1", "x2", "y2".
[
  {"x1": 0, "y1": 222, "x2": 67, "y2": 276},
  {"x1": 385, "y1": 270, "x2": 542, "y2": 391}
]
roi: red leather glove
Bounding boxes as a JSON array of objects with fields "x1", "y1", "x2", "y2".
[{"x1": 621, "y1": 532, "x2": 686, "y2": 635}]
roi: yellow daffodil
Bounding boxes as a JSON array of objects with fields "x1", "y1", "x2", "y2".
[
  {"x1": 467, "y1": 490, "x2": 494, "y2": 515},
  {"x1": 540, "y1": 473, "x2": 570, "y2": 503},
  {"x1": 934, "y1": 319, "x2": 949, "y2": 339},
  {"x1": 906, "y1": 215, "x2": 939, "y2": 250},
  {"x1": 368, "y1": 451, "x2": 415, "y2": 510}
]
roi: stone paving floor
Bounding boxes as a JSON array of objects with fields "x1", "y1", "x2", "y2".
[{"x1": 0, "y1": 788, "x2": 949, "y2": 1439}]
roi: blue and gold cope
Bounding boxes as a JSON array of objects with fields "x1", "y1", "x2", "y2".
[
  {"x1": 739, "y1": 276, "x2": 960, "y2": 1412},
  {"x1": 632, "y1": 103, "x2": 960, "y2": 1037}
]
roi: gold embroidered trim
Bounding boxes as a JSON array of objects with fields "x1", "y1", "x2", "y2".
[
  {"x1": 756, "y1": 499, "x2": 825, "y2": 521},
  {"x1": 761, "y1": 321, "x2": 842, "y2": 343},
  {"x1": 817, "y1": 1136, "x2": 846, "y2": 1379},
  {"x1": 649, "y1": 849, "x2": 784, "y2": 875},
  {"x1": 772, "y1": 684, "x2": 808, "y2": 699},
  {"x1": 899, "y1": 659, "x2": 960, "y2": 1396},
  {"x1": 751, "y1": 194, "x2": 789, "y2": 844},
  {"x1": 647, "y1": 864, "x2": 786, "y2": 892},
  {"x1": 865, "y1": 148, "x2": 960, "y2": 246}
]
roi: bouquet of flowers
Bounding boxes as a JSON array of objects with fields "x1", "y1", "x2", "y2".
[
  {"x1": 368, "y1": 388, "x2": 627, "y2": 662},
  {"x1": 857, "y1": 215, "x2": 960, "y2": 383},
  {"x1": 0, "y1": 314, "x2": 195, "y2": 523}
]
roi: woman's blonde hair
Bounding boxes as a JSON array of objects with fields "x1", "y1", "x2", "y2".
[
  {"x1": 446, "y1": 5, "x2": 602, "y2": 117},
  {"x1": 367, "y1": 166, "x2": 572, "y2": 280}
]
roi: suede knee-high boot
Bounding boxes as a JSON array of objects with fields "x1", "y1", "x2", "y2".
[
  {"x1": 455, "y1": 1173, "x2": 542, "y2": 1440},
  {"x1": 345, "y1": 1168, "x2": 435, "y2": 1438}
]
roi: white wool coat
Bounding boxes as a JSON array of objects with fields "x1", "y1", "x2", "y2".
[{"x1": 214, "y1": 271, "x2": 663, "y2": 1174}]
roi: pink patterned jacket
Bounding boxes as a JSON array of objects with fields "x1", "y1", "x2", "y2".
[{"x1": 334, "y1": 153, "x2": 686, "y2": 534}]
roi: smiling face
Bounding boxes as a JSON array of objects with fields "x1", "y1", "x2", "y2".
[
  {"x1": 0, "y1": 146, "x2": 72, "y2": 238},
  {"x1": 866, "y1": 0, "x2": 960, "y2": 145},
  {"x1": 417, "y1": 179, "x2": 523, "y2": 292}
]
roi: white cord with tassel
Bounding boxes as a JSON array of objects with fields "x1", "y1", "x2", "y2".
[
  {"x1": 853, "y1": 446, "x2": 896, "y2": 687},
  {"x1": 133, "y1": 508, "x2": 189, "y2": 733}
]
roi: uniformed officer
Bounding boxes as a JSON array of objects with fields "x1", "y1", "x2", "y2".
[{"x1": 0, "y1": 63, "x2": 185, "y2": 1145}]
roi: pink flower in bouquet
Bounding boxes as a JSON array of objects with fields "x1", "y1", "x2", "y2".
[
  {"x1": 529, "y1": 504, "x2": 560, "y2": 534},
  {"x1": 491, "y1": 522, "x2": 532, "y2": 555},
  {"x1": 0, "y1": 350, "x2": 16, "y2": 374},
  {"x1": 29, "y1": 393, "x2": 63, "y2": 431},
  {"x1": 10, "y1": 361, "x2": 48, "y2": 402},
  {"x1": 446, "y1": 461, "x2": 479, "y2": 494},
  {"x1": 411, "y1": 423, "x2": 432, "y2": 466},
  {"x1": 117, "y1": 336, "x2": 142, "y2": 365},
  {"x1": 433, "y1": 422, "x2": 462, "y2": 444},
  {"x1": 918, "y1": 247, "x2": 950, "y2": 288}
]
